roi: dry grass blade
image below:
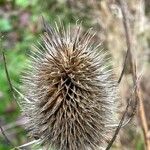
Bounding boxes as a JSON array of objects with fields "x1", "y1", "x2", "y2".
[{"x1": 12, "y1": 139, "x2": 41, "y2": 150}]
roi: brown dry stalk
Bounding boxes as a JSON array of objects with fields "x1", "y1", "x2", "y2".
[
  {"x1": 118, "y1": 0, "x2": 134, "y2": 84},
  {"x1": 118, "y1": 0, "x2": 150, "y2": 149},
  {"x1": 117, "y1": 0, "x2": 149, "y2": 149},
  {"x1": 106, "y1": 0, "x2": 138, "y2": 149},
  {"x1": 137, "y1": 86, "x2": 150, "y2": 150}
]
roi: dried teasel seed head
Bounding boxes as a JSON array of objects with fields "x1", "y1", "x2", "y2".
[{"x1": 21, "y1": 20, "x2": 120, "y2": 150}]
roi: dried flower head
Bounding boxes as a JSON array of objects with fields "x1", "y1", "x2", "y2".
[{"x1": 21, "y1": 20, "x2": 120, "y2": 150}]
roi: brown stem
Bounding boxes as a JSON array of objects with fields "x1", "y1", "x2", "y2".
[
  {"x1": 137, "y1": 86, "x2": 150, "y2": 150},
  {"x1": 118, "y1": 0, "x2": 134, "y2": 84},
  {"x1": 106, "y1": 0, "x2": 138, "y2": 149}
]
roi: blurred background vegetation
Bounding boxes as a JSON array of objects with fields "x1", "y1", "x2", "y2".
[{"x1": 0, "y1": 0, "x2": 150, "y2": 149}]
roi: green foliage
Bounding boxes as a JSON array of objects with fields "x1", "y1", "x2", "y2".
[
  {"x1": 15, "y1": 0, "x2": 30, "y2": 8},
  {"x1": 15, "y1": 0, "x2": 38, "y2": 8},
  {"x1": 0, "y1": 18, "x2": 12, "y2": 32},
  {"x1": 135, "y1": 134, "x2": 145, "y2": 150}
]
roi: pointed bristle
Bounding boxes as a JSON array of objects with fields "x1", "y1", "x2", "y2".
[{"x1": 21, "y1": 20, "x2": 120, "y2": 150}]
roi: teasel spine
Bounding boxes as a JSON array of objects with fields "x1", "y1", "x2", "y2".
[{"x1": 20, "y1": 20, "x2": 120, "y2": 150}]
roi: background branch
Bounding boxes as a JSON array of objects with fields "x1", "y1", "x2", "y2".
[
  {"x1": 2, "y1": 51, "x2": 17, "y2": 102},
  {"x1": 106, "y1": 0, "x2": 138, "y2": 149},
  {"x1": 0, "y1": 125, "x2": 13, "y2": 147},
  {"x1": 137, "y1": 85, "x2": 150, "y2": 150},
  {"x1": 118, "y1": 0, "x2": 134, "y2": 84},
  {"x1": 0, "y1": 39, "x2": 14, "y2": 148}
]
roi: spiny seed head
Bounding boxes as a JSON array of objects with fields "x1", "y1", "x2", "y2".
[{"x1": 21, "y1": 20, "x2": 120, "y2": 150}]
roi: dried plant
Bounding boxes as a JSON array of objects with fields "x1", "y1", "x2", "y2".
[
  {"x1": 19, "y1": 20, "x2": 120, "y2": 150},
  {"x1": 1, "y1": 0, "x2": 149, "y2": 149}
]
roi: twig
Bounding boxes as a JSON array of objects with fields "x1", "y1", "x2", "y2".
[
  {"x1": 118, "y1": 0, "x2": 133, "y2": 83},
  {"x1": 105, "y1": 100, "x2": 130, "y2": 149},
  {"x1": 1, "y1": 57, "x2": 26, "y2": 150},
  {"x1": 137, "y1": 85, "x2": 150, "y2": 150},
  {"x1": 117, "y1": 0, "x2": 149, "y2": 150},
  {"x1": 2, "y1": 51, "x2": 19, "y2": 105},
  {"x1": 0, "y1": 125, "x2": 13, "y2": 147},
  {"x1": 106, "y1": 0, "x2": 138, "y2": 149},
  {"x1": 0, "y1": 38, "x2": 14, "y2": 148},
  {"x1": 106, "y1": 80, "x2": 138, "y2": 150},
  {"x1": 118, "y1": 0, "x2": 150, "y2": 149},
  {"x1": 2, "y1": 52, "x2": 16, "y2": 99},
  {"x1": 118, "y1": 47, "x2": 129, "y2": 83}
]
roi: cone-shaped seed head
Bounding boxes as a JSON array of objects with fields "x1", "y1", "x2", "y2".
[{"x1": 21, "y1": 21, "x2": 120, "y2": 150}]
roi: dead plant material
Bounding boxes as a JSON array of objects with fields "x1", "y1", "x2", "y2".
[{"x1": 137, "y1": 85, "x2": 150, "y2": 150}]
